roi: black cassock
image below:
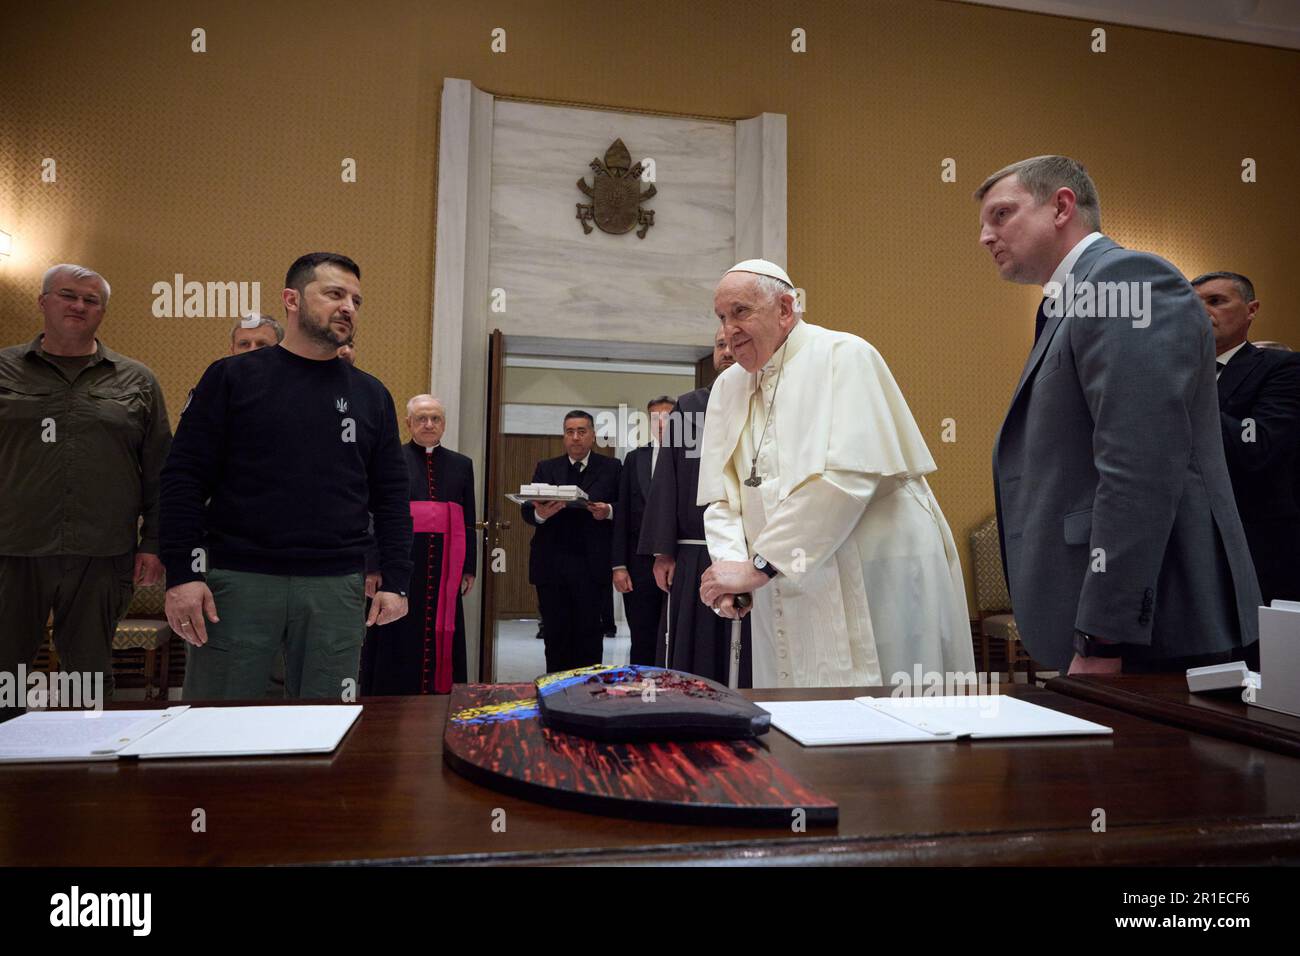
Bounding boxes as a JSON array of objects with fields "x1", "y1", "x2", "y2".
[
  {"x1": 361, "y1": 441, "x2": 477, "y2": 695},
  {"x1": 637, "y1": 387, "x2": 752, "y2": 686}
]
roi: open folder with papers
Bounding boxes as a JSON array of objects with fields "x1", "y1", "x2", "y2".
[
  {"x1": 0, "y1": 705, "x2": 362, "y2": 764},
  {"x1": 756, "y1": 695, "x2": 1112, "y2": 747}
]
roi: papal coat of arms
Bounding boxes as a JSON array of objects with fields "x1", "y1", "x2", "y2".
[{"x1": 576, "y1": 138, "x2": 657, "y2": 239}]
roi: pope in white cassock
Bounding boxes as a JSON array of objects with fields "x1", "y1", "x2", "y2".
[{"x1": 698, "y1": 259, "x2": 975, "y2": 687}]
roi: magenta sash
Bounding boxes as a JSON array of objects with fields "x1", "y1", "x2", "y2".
[{"x1": 409, "y1": 500, "x2": 466, "y2": 694}]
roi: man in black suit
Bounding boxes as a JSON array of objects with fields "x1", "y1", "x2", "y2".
[
  {"x1": 522, "y1": 410, "x2": 621, "y2": 673},
  {"x1": 1194, "y1": 272, "x2": 1300, "y2": 614},
  {"x1": 639, "y1": 329, "x2": 752, "y2": 685},
  {"x1": 612, "y1": 396, "x2": 675, "y2": 665}
]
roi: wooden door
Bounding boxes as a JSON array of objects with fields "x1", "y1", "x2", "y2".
[
  {"x1": 696, "y1": 352, "x2": 718, "y2": 390},
  {"x1": 497, "y1": 434, "x2": 561, "y2": 617},
  {"x1": 477, "y1": 329, "x2": 507, "y2": 681}
]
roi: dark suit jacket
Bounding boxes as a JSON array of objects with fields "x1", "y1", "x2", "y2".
[
  {"x1": 612, "y1": 443, "x2": 655, "y2": 582},
  {"x1": 1217, "y1": 341, "x2": 1300, "y2": 602},
  {"x1": 638, "y1": 387, "x2": 710, "y2": 558},
  {"x1": 993, "y1": 236, "x2": 1260, "y2": 671},
  {"x1": 521, "y1": 451, "x2": 621, "y2": 587}
]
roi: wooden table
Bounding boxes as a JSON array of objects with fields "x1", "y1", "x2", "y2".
[
  {"x1": 1049, "y1": 673, "x2": 1300, "y2": 758},
  {"x1": 4, "y1": 683, "x2": 1300, "y2": 866}
]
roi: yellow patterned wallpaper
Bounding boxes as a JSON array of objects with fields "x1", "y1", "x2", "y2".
[{"x1": 2, "y1": 0, "x2": 1297, "y2": 602}]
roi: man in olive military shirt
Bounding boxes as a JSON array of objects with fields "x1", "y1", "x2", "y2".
[{"x1": 0, "y1": 264, "x2": 172, "y2": 716}]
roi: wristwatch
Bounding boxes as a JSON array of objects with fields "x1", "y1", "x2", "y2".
[
  {"x1": 752, "y1": 554, "x2": 779, "y2": 578},
  {"x1": 1073, "y1": 630, "x2": 1123, "y2": 658}
]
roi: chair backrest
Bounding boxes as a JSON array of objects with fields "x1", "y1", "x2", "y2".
[
  {"x1": 969, "y1": 514, "x2": 1012, "y2": 614},
  {"x1": 127, "y1": 583, "x2": 166, "y2": 617}
]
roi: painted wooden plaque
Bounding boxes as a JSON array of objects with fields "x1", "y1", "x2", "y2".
[{"x1": 443, "y1": 673, "x2": 837, "y2": 827}]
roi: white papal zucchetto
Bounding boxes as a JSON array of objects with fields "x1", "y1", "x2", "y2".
[{"x1": 724, "y1": 259, "x2": 794, "y2": 287}]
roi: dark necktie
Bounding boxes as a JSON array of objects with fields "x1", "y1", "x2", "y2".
[
  {"x1": 569, "y1": 458, "x2": 584, "y2": 480},
  {"x1": 1033, "y1": 297, "x2": 1050, "y2": 344}
]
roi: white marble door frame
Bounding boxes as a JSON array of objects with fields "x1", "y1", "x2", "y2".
[
  {"x1": 431, "y1": 78, "x2": 494, "y2": 458},
  {"x1": 428, "y1": 77, "x2": 786, "y2": 677},
  {"x1": 430, "y1": 78, "x2": 494, "y2": 678},
  {"x1": 734, "y1": 112, "x2": 787, "y2": 263}
]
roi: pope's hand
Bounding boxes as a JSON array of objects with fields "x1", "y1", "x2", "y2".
[
  {"x1": 653, "y1": 555, "x2": 676, "y2": 592},
  {"x1": 701, "y1": 560, "x2": 767, "y2": 607},
  {"x1": 713, "y1": 594, "x2": 751, "y2": 620}
]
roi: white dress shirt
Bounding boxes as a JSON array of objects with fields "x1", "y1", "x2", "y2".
[
  {"x1": 1216, "y1": 340, "x2": 1248, "y2": 379},
  {"x1": 1043, "y1": 231, "x2": 1104, "y2": 307}
]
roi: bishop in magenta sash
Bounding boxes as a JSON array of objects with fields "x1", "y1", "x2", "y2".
[{"x1": 361, "y1": 397, "x2": 476, "y2": 695}]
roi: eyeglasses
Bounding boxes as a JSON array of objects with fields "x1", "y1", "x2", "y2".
[{"x1": 411, "y1": 415, "x2": 443, "y2": 425}]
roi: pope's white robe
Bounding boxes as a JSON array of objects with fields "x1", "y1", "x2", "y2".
[{"x1": 700, "y1": 320, "x2": 974, "y2": 687}]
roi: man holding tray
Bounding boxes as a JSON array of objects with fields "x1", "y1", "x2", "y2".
[{"x1": 521, "y1": 411, "x2": 621, "y2": 673}]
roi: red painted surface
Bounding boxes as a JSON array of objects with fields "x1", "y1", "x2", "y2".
[{"x1": 444, "y1": 683, "x2": 837, "y2": 826}]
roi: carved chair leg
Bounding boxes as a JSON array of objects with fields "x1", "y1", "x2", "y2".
[{"x1": 159, "y1": 635, "x2": 172, "y2": 700}]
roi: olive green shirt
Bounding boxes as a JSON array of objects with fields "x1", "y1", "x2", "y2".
[{"x1": 0, "y1": 334, "x2": 172, "y2": 556}]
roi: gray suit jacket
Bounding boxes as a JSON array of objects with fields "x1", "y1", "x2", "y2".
[{"x1": 993, "y1": 236, "x2": 1260, "y2": 671}]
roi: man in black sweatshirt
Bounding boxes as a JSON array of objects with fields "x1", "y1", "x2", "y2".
[{"x1": 160, "y1": 253, "x2": 412, "y2": 700}]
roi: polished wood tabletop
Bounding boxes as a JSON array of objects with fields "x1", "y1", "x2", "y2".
[
  {"x1": 4, "y1": 682, "x2": 1300, "y2": 866},
  {"x1": 1049, "y1": 673, "x2": 1300, "y2": 759}
]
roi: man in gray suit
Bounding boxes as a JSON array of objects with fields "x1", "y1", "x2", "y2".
[{"x1": 976, "y1": 155, "x2": 1259, "y2": 675}]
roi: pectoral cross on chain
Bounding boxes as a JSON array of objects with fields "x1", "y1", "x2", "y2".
[{"x1": 745, "y1": 349, "x2": 786, "y2": 489}]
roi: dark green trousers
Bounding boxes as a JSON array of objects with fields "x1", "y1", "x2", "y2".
[
  {"x1": 0, "y1": 554, "x2": 134, "y2": 708},
  {"x1": 182, "y1": 568, "x2": 365, "y2": 701}
]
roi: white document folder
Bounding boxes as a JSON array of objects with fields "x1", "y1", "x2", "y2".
[
  {"x1": 0, "y1": 708, "x2": 188, "y2": 763},
  {"x1": 0, "y1": 705, "x2": 362, "y2": 764},
  {"x1": 756, "y1": 695, "x2": 1112, "y2": 747}
]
